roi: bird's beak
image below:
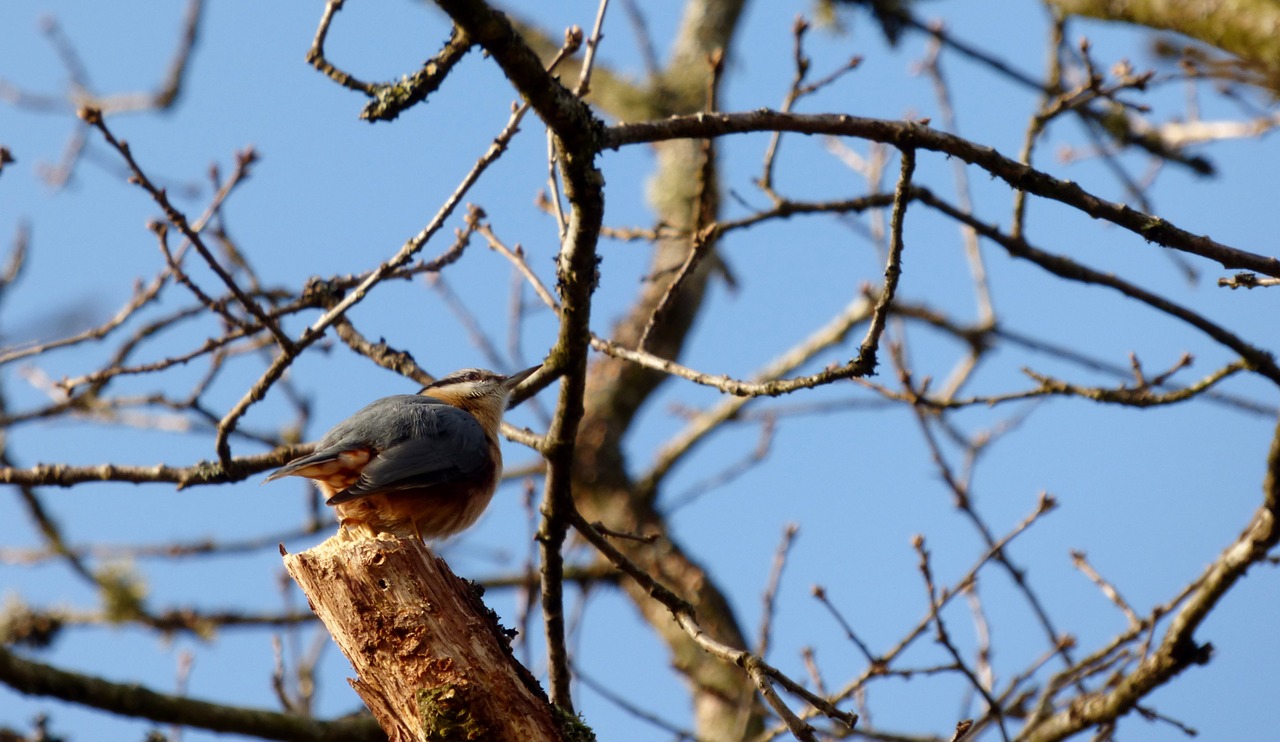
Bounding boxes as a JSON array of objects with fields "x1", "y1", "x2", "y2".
[{"x1": 503, "y1": 364, "x2": 541, "y2": 392}]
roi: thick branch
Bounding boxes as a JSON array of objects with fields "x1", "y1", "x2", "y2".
[
  {"x1": 427, "y1": 0, "x2": 606, "y2": 713},
  {"x1": 0, "y1": 645, "x2": 381, "y2": 742},
  {"x1": 569, "y1": 1, "x2": 767, "y2": 737}
]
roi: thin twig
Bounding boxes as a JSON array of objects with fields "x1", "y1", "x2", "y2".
[
  {"x1": 852, "y1": 147, "x2": 914, "y2": 375},
  {"x1": 636, "y1": 49, "x2": 724, "y2": 352},
  {"x1": 573, "y1": 0, "x2": 611, "y2": 97},
  {"x1": 80, "y1": 109, "x2": 290, "y2": 352},
  {"x1": 569, "y1": 509, "x2": 858, "y2": 738}
]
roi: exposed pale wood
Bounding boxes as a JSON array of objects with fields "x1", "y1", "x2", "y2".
[{"x1": 283, "y1": 534, "x2": 562, "y2": 741}]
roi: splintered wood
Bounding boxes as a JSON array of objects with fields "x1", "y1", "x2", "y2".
[{"x1": 283, "y1": 535, "x2": 561, "y2": 741}]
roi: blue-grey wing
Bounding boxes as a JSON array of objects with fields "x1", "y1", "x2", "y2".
[
  {"x1": 263, "y1": 395, "x2": 421, "y2": 483},
  {"x1": 325, "y1": 400, "x2": 490, "y2": 505}
]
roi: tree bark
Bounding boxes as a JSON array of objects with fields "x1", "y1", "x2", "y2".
[{"x1": 282, "y1": 535, "x2": 565, "y2": 742}]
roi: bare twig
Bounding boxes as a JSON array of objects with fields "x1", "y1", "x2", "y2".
[
  {"x1": 79, "y1": 110, "x2": 289, "y2": 351},
  {"x1": 1072, "y1": 551, "x2": 1142, "y2": 629},
  {"x1": 853, "y1": 147, "x2": 913, "y2": 375},
  {"x1": 636, "y1": 49, "x2": 724, "y2": 352},
  {"x1": 913, "y1": 536, "x2": 1009, "y2": 740},
  {"x1": 573, "y1": 0, "x2": 611, "y2": 97},
  {"x1": 569, "y1": 509, "x2": 858, "y2": 738}
]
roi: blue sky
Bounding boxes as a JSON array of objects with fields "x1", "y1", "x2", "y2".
[{"x1": 2, "y1": 1, "x2": 1277, "y2": 740}]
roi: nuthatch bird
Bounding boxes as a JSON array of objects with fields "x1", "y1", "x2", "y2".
[{"x1": 264, "y1": 365, "x2": 540, "y2": 541}]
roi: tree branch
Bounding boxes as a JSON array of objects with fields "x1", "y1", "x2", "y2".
[
  {"x1": 0, "y1": 645, "x2": 383, "y2": 742},
  {"x1": 605, "y1": 111, "x2": 1280, "y2": 278}
]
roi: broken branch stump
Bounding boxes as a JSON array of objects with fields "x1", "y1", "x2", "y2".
[{"x1": 282, "y1": 534, "x2": 562, "y2": 741}]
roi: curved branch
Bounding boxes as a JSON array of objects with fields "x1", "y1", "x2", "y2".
[
  {"x1": 1018, "y1": 414, "x2": 1280, "y2": 741},
  {"x1": 605, "y1": 111, "x2": 1280, "y2": 278},
  {"x1": 913, "y1": 188, "x2": 1280, "y2": 386}
]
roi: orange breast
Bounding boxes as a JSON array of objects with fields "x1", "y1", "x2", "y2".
[{"x1": 332, "y1": 461, "x2": 499, "y2": 540}]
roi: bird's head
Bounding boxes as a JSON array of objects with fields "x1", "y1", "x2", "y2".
[{"x1": 419, "y1": 365, "x2": 541, "y2": 412}]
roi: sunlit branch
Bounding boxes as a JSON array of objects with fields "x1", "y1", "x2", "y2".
[{"x1": 606, "y1": 111, "x2": 1279, "y2": 277}]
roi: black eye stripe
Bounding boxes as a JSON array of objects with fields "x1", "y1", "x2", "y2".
[{"x1": 426, "y1": 369, "x2": 499, "y2": 389}]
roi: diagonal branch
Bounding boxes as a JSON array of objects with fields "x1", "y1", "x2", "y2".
[
  {"x1": 605, "y1": 111, "x2": 1280, "y2": 278},
  {"x1": 78, "y1": 108, "x2": 291, "y2": 351},
  {"x1": 1018, "y1": 414, "x2": 1280, "y2": 741},
  {"x1": 212, "y1": 86, "x2": 537, "y2": 465},
  {"x1": 568, "y1": 509, "x2": 857, "y2": 740},
  {"x1": 913, "y1": 188, "x2": 1280, "y2": 386}
]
